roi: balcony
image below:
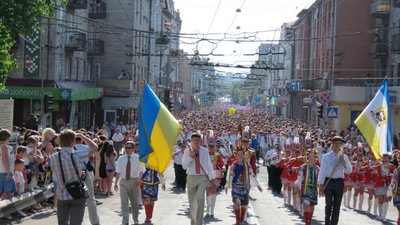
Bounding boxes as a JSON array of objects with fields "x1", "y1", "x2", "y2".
[
  {"x1": 67, "y1": 0, "x2": 88, "y2": 9},
  {"x1": 371, "y1": 0, "x2": 390, "y2": 18},
  {"x1": 96, "y1": 79, "x2": 133, "y2": 97},
  {"x1": 155, "y1": 34, "x2": 170, "y2": 45},
  {"x1": 369, "y1": 41, "x2": 388, "y2": 58},
  {"x1": 65, "y1": 31, "x2": 86, "y2": 52},
  {"x1": 87, "y1": 39, "x2": 105, "y2": 56},
  {"x1": 392, "y1": 33, "x2": 400, "y2": 54},
  {"x1": 394, "y1": 0, "x2": 400, "y2": 7},
  {"x1": 89, "y1": 1, "x2": 106, "y2": 19}
]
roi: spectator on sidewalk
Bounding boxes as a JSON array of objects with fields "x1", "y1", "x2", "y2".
[
  {"x1": 14, "y1": 158, "x2": 27, "y2": 217},
  {"x1": 51, "y1": 130, "x2": 98, "y2": 225},
  {"x1": 0, "y1": 129, "x2": 16, "y2": 201},
  {"x1": 75, "y1": 134, "x2": 101, "y2": 225},
  {"x1": 104, "y1": 144, "x2": 117, "y2": 197},
  {"x1": 25, "y1": 136, "x2": 44, "y2": 190}
]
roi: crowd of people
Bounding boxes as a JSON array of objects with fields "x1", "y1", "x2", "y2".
[
  {"x1": 172, "y1": 107, "x2": 400, "y2": 225},
  {"x1": 1, "y1": 106, "x2": 400, "y2": 225}
]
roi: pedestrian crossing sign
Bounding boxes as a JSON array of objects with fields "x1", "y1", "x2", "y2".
[{"x1": 326, "y1": 106, "x2": 338, "y2": 118}]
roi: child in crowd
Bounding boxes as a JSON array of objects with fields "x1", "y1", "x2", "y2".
[
  {"x1": 14, "y1": 158, "x2": 28, "y2": 217},
  {"x1": 16, "y1": 146, "x2": 27, "y2": 160},
  {"x1": 14, "y1": 158, "x2": 26, "y2": 196}
]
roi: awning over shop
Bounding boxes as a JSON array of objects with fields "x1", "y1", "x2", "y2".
[
  {"x1": 0, "y1": 85, "x2": 103, "y2": 101},
  {"x1": 102, "y1": 96, "x2": 140, "y2": 109}
]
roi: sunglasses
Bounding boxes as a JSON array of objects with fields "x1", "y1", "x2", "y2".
[{"x1": 125, "y1": 146, "x2": 134, "y2": 149}]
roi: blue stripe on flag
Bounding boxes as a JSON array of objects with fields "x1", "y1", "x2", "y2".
[{"x1": 139, "y1": 84, "x2": 161, "y2": 163}]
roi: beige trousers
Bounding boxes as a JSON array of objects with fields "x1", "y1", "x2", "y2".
[
  {"x1": 120, "y1": 179, "x2": 140, "y2": 224},
  {"x1": 187, "y1": 175, "x2": 208, "y2": 225}
]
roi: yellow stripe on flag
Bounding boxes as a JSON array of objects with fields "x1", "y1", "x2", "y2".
[
  {"x1": 147, "y1": 104, "x2": 181, "y2": 173},
  {"x1": 355, "y1": 114, "x2": 381, "y2": 159}
]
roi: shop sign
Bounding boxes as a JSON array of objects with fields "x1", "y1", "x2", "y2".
[
  {"x1": 0, "y1": 99, "x2": 14, "y2": 131},
  {"x1": 0, "y1": 86, "x2": 53, "y2": 100},
  {"x1": 0, "y1": 86, "x2": 102, "y2": 101}
]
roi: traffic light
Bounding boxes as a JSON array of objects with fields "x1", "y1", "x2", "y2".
[
  {"x1": 164, "y1": 89, "x2": 170, "y2": 105},
  {"x1": 167, "y1": 100, "x2": 174, "y2": 113},
  {"x1": 317, "y1": 105, "x2": 324, "y2": 118},
  {"x1": 44, "y1": 94, "x2": 53, "y2": 113}
]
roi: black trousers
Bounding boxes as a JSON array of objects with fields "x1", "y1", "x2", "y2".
[
  {"x1": 324, "y1": 178, "x2": 344, "y2": 225},
  {"x1": 270, "y1": 165, "x2": 282, "y2": 194},
  {"x1": 220, "y1": 165, "x2": 228, "y2": 188},
  {"x1": 267, "y1": 165, "x2": 272, "y2": 187},
  {"x1": 174, "y1": 163, "x2": 187, "y2": 189}
]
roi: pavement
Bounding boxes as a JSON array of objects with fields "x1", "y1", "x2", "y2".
[{"x1": 2, "y1": 162, "x2": 398, "y2": 225}]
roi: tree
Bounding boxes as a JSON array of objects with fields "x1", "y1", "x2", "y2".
[{"x1": 0, "y1": 0, "x2": 61, "y2": 88}]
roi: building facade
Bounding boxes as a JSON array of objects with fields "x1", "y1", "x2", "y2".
[
  {"x1": 290, "y1": 0, "x2": 375, "y2": 128},
  {"x1": 6, "y1": 0, "x2": 104, "y2": 131}
]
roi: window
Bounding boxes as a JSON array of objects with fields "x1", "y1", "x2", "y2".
[
  {"x1": 87, "y1": 62, "x2": 91, "y2": 81},
  {"x1": 94, "y1": 63, "x2": 101, "y2": 79},
  {"x1": 83, "y1": 61, "x2": 87, "y2": 81},
  {"x1": 75, "y1": 60, "x2": 79, "y2": 80},
  {"x1": 65, "y1": 58, "x2": 71, "y2": 80}
]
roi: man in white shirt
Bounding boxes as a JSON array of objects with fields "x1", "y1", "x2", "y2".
[
  {"x1": 182, "y1": 132, "x2": 216, "y2": 225},
  {"x1": 112, "y1": 128, "x2": 124, "y2": 157},
  {"x1": 114, "y1": 141, "x2": 145, "y2": 225},
  {"x1": 318, "y1": 136, "x2": 352, "y2": 225}
]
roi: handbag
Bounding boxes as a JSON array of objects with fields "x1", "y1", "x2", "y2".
[{"x1": 58, "y1": 152, "x2": 87, "y2": 199}]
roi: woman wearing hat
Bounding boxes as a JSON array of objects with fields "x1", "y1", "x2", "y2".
[
  {"x1": 342, "y1": 145, "x2": 354, "y2": 208},
  {"x1": 364, "y1": 150, "x2": 378, "y2": 214},
  {"x1": 351, "y1": 150, "x2": 367, "y2": 210},
  {"x1": 374, "y1": 153, "x2": 395, "y2": 221}
]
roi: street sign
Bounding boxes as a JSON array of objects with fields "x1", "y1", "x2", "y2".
[
  {"x1": 318, "y1": 91, "x2": 331, "y2": 104},
  {"x1": 326, "y1": 106, "x2": 339, "y2": 119},
  {"x1": 303, "y1": 97, "x2": 312, "y2": 104}
]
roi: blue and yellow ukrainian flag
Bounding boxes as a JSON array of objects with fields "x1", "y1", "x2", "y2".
[
  {"x1": 355, "y1": 80, "x2": 392, "y2": 159},
  {"x1": 138, "y1": 84, "x2": 181, "y2": 173}
]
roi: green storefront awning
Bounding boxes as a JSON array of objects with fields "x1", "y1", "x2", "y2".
[{"x1": 0, "y1": 86, "x2": 102, "y2": 101}]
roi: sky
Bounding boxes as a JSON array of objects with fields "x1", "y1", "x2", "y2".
[{"x1": 173, "y1": 0, "x2": 315, "y2": 72}]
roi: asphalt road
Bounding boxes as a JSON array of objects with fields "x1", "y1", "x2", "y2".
[{"x1": 3, "y1": 162, "x2": 397, "y2": 225}]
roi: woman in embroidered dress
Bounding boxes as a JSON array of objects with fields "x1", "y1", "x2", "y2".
[
  {"x1": 141, "y1": 167, "x2": 166, "y2": 224},
  {"x1": 296, "y1": 148, "x2": 319, "y2": 225},
  {"x1": 226, "y1": 150, "x2": 262, "y2": 225}
]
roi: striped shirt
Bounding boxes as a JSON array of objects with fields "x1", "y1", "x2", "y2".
[{"x1": 50, "y1": 147, "x2": 88, "y2": 200}]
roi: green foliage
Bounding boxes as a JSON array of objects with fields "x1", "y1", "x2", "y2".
[
  {"x1": 0, "y1": 0, "x2": 62, "y2": 88},
  {"x1": 1, "y1": 0, "x2": 57, "y2": 34},
  {"x1": 0, "y1": 21, "x2": 16, "y2": 90}
]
